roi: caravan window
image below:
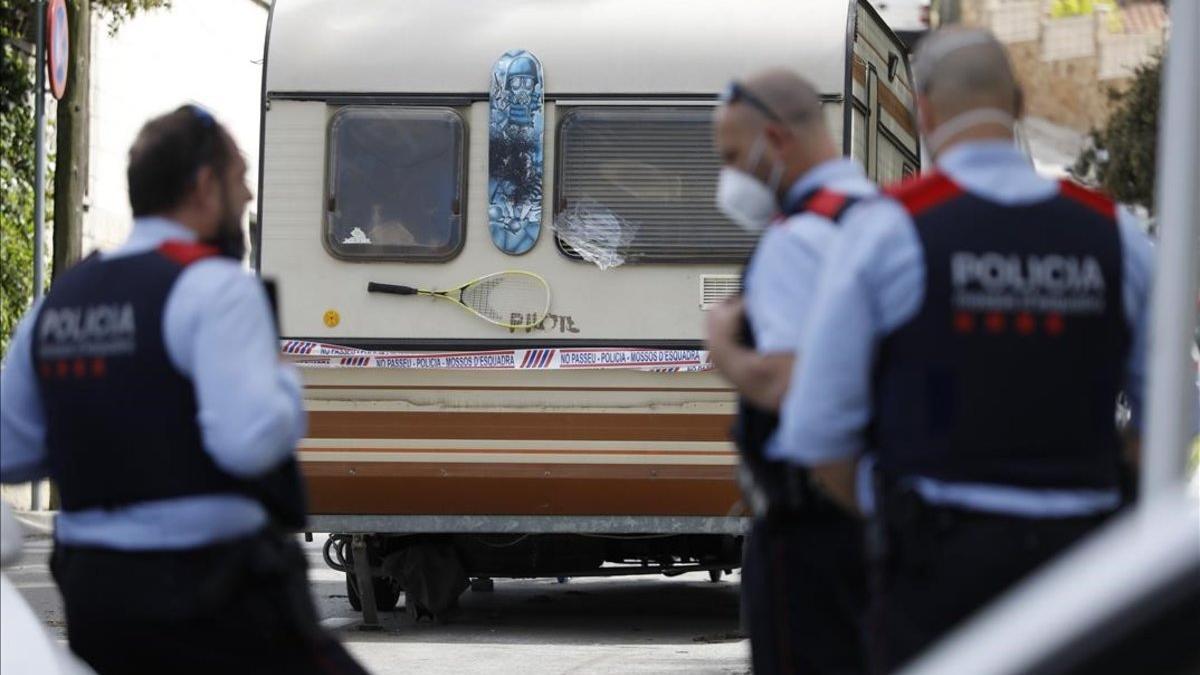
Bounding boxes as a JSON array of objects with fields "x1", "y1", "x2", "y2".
[
  {"x1": 554, "y1": 107, "x2": 755, "y2": 264},
  {"x1": 325, "y1": 107, "x2": 466, "y2": 261}
]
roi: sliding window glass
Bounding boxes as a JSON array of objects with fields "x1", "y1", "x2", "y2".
[{"x1": 325, "y1": 107, "x2": 465, "y2": 261}]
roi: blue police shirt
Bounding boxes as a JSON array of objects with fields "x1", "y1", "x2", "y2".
[
  {"x1": 768, "y1": 141, "x2": 1177, "y2": 517},
  {"x1": 743, "y1": 157, "x2": 877, "y2": 353},
  {"x1": 0, "y1": 218, "x2": 306, "y2": 549}
]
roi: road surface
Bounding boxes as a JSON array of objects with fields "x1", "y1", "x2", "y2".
[{"x1": 7, "y1": 535, "x2": 749, "y2": 674}]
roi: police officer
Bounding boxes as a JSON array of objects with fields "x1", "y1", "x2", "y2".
[
  {"x1": 769, "y1": 29, "x2": 1164, "y2": 672},
  {"x1": 0, "y1": 106, "x2": 367, "y2": 675},
  {"x1": 705, "y1": 69, "x2": 876, "y2": 674}
]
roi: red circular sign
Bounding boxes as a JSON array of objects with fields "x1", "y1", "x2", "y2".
[{"x1": 47, "y1": 0, "x2": 69, "y2": 100}]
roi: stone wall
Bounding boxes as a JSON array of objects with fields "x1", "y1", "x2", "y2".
[
  {"x1": 1007, "y1": 40, "x2": 1125, "y2": 132},
  {"x1": 943, "y1": 0, "x2": 1163, "y2": 133}
]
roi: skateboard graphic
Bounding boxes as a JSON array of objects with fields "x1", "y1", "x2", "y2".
[{"x1": 488, "y1": 49, "x2": 544, "y2": 255}]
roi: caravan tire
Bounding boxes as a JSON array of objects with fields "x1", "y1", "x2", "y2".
[{"x1": 346, "y1": 572, "x2": 402, "y2": 612}]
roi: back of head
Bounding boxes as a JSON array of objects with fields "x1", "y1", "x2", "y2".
[
  {"x1": 127, "y1": 105, "x2": 234, "y2": 218},
  {"x1": 913, "y1": 28, "x2": 1021, "y2": 118},
  {"x1": 735, "y1": 68, "x2": 828, "y2": 134}
]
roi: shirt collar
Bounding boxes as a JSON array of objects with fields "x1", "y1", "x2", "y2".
[
  {"x1": 107, "y1": 217, "x2": 200, "y2": 259},
  {"x1": 933, "y1": 139, "x2": 1057, "y2": 206},
  {"x1": 129, "y1": 216, "x2": 198, "y2": 244},
  {"x1": 783, "y1": 157, "x2": 865, "y2": 212},
  {"x1": 936, "y1": 140, "x2": 1030, "y2": 177}
]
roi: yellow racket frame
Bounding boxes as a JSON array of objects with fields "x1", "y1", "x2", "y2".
[{"x1": 367, "y1": 270, "x2": 551, "y2": 329}]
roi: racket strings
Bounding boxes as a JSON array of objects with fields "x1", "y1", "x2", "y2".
[{"x1": 459, "y1": 273, "x2": 550, "y2": 327}]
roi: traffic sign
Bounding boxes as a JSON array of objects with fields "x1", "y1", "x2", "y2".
[{"x1": 47, "y1": 0, "x2": 69, "y2": 100}]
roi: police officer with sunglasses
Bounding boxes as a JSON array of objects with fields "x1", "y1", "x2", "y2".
[
  {"x1": 706, "y1": 69, "x2": 876, "y2": 674},
  {"x1": 0, "y1": 106, "x2": 368, "y2": 675},
  {"x1": 769, "y1": 29, "x2": 1196, "y2": 672}
]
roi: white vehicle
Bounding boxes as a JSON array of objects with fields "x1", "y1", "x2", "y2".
[{"x1": 257, "y1": 0, "x2": 918, "y2": 618}]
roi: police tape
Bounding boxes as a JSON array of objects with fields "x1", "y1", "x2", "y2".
[{"x1": 280, "y1": 340, "x2": 713, "y2": 372}]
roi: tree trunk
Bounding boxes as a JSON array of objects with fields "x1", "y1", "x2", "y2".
[{"x1": 52, "y1": 0, "x2": 89, "y2": 280}]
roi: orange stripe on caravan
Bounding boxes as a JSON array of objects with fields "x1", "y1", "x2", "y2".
[{"x1": 307, "y1": 411, "x2": 733, "y2": 443}]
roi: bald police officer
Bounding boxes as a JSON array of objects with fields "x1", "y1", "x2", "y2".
[
  {"x1": 769, "y1": 29, "x2": 1164, "y2": 671},
  {"x1": 0, "y1": 106, "x2": 367, "y2": 675},
  {"x1": 706, "y1": 69, "x2": 875, "y2": 674}
]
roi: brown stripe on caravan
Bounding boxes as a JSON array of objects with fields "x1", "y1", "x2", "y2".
[
  {"x1": 305, "y1": 385, "x2": 734, "y2": 393},
  {"x1": 302, "y1": 461, "x2": 742, "y2": 516},
  {"x1": 301, "y1": 447, "x2": 733, "y2": 456},
  {"x1": 851, "y1": 55, "x2": 917, "y2": 138},
  {"x1": 878, "y1": 85, "x2": 917, "y2": 137},
  {"x1": 307, "y1": 411, "x2": 733, "y2": 442}
]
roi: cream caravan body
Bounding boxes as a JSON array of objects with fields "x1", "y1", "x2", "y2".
[{"x1": 258, "y1": 0, "x2": 918, "y2": 615}]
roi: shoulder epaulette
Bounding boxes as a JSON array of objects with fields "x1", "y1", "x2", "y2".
[
  {"x1": 1058, "y1": 179, "x2": 1117, "y2": 220},
  {"x1": 158, "y1": 241, "x2": 221, "y2": 266},
  {"x1": 803, "y1": 188, "x2": 860, "y2": 222},
  {"x1": 884, "y1": 172, "x2": 964, "y2": 216}
]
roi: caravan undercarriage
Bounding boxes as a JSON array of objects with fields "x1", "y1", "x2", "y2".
[{"x1": 317, "y1": 517, "x2": 745, "y2": 625}]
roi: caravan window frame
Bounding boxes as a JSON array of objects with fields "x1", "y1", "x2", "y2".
[{"x1": 322, "y1": 105, "x2": 468, "y2": 263}]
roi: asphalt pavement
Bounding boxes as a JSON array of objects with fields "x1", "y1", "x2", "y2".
[{"x1": 8, "y1": 535, "x2": 749, "y2": 674}]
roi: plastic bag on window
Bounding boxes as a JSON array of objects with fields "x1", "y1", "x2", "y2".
[{"x1": 551, "y1": 198, "x2": 636, "y2": 270}]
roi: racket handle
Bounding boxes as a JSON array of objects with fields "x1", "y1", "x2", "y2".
[{"x1": 368, "y1": 282, "x2": 419, "y2": 296}]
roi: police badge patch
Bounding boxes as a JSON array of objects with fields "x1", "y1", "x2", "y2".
[{"x1": 488, "y1": 49, "x2": 544, "y2": 255}]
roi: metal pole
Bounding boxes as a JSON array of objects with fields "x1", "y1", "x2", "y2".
[
  {"x1": 1141, "y1": 0, "x2": 1200, "y2": 498},
  {"x1": 31, "y1": 0, "x2": 47, "y2": 513}
]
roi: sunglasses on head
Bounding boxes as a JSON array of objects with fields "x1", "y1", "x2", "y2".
[{"x1": 721, "y1": 81, "x2": 782, "y2": 123}]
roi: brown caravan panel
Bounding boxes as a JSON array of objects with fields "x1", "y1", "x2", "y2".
[{"x1": 301, "y1": 409, "x2": 742, "y2": 516}]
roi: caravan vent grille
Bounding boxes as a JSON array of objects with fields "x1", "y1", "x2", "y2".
[{"x1": 700, "y1": 274, "x2": 741, "y2": 310}]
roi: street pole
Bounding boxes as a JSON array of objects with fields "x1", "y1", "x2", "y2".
[
  {"x1": 1141, "y1": 0, "x2": 1200, "y2": 498},
  {"x1": 52, "y1": 0, "x2": 88, "y2": 281},
  {"x1": 32, "y1": 0, "x2": 47, "y2": 513}
]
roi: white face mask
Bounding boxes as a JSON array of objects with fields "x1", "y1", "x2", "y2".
[
  {"x1": 716, "y1": 137, "x2": 784, "y2": 232},
  {"x1": 924, "y1": 107, "x2": 1015, "y2": 156}
]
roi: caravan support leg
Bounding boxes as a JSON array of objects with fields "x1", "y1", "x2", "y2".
[{"x1": 352, "y1": 535, "x2": 381, "y2": 630}]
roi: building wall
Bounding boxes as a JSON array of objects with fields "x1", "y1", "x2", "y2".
[
  {"x1": 1008, "y1": 40, "x2": 1117, "y2": 131},
  {"x1": 85, "y1": 0, "x2": 268, "y2": 253},
  {"x1": 942, "y1": 0, "x2": 1165, "y2": 133}
]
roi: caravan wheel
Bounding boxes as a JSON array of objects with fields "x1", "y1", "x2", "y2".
[{"x1": 346, "y1": 572, "x2": 402, "y2": 612}]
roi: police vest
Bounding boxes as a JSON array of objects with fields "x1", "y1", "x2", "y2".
[
  {"x1": 734, "y1": 188, "x2": 861, "y2": 479},
  {"x1": 32, "y1": 243, "x2": 306, "y2": 520},
  {"x1": 871, "y1": 174, "x2": 1129, "y2": 490}
]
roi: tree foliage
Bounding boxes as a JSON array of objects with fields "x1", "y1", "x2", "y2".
[
  {"x1": 2, "y1": 6, "x2": 40, "y2": 354},
  {"x1": 1, "y1": 0, "x2": 167, "y2": 354},
  {"x1": 1072, "y1": 54, "x2": 1162, "y2": 215},
  {"x1": 94, "y1": 0, "x2": 170, "y2": 33}
]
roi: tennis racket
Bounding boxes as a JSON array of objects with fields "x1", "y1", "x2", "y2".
[{"x1": 367, "y1": 270, "x2": 551, "y2": 329}]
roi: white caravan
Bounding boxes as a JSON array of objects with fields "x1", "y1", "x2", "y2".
[{"x1": 257, "y1": 0, "x2": 919, "y2": 619}]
